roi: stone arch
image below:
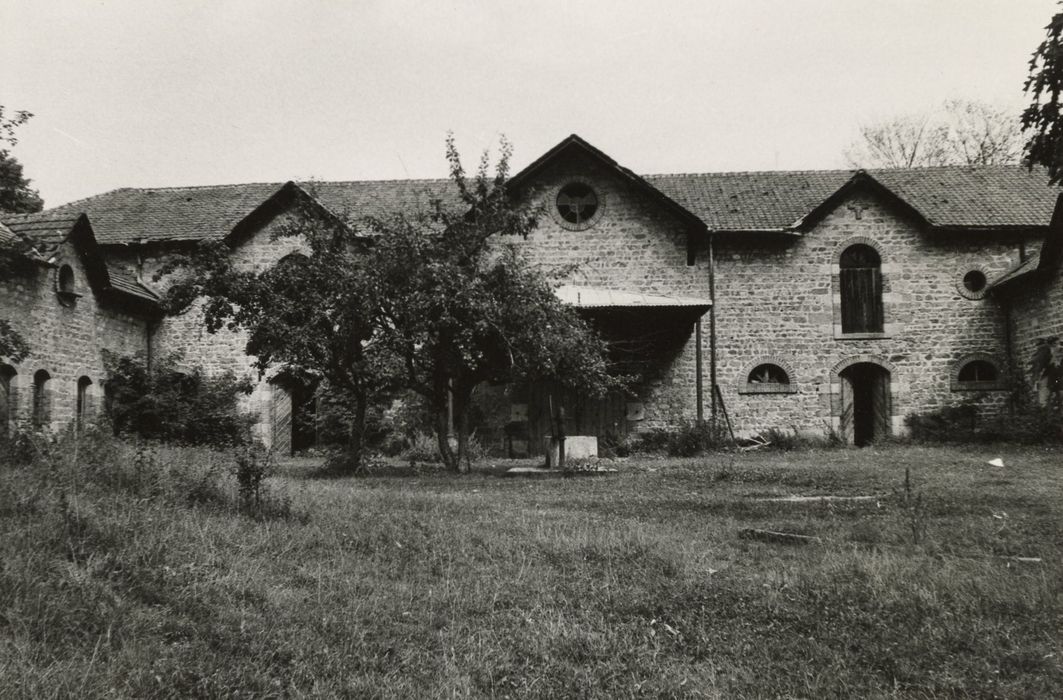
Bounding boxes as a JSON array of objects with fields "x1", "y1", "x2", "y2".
[
  {"x1": 829, "y1": 355, "x2": 902, "y2": 445},
  {"x1": 832, "y1": 235, "x2": 888, "y2": 266},
  {"x1": 951, "y1": 353, "x2": 1007, "y2": 391},
  {"x1": 738, "y1": 356, "x2": 798, "y2": 394},
  {"x1": 831, "y1": 237, "x2": 897, "y2": 339}
]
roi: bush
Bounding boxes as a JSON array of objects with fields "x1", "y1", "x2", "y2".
[
  {"x1": 633, "y1": 420, "x2": 726, "y2": 457},
  {"x1": 906, "y1": 397, "x2": 1062, "y2": 444},
  {"x1": 103, "y1": 351, "x2": 255, "y2": 447}
]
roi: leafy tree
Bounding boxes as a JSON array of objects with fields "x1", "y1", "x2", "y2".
[
  {"x1": 0, "y1": 237, "x2": 32, "y2": 363},
  {"x1": 157, "y1": 196, "x2": 396, "y2": 472},
  {"x1": 0, "y1": 107, "x2": 43, "y2": 214},
  {"x1": 362, "y1": 136, "x2": 619, "y2": 471},
  {"x1": 1024, "y1": 10, "x2": 1063, "y2": 183},
  {"x1": 847, "y1": 100, "x2": 1022, "y2": 169},
  {"x1": 0, "y1": 106, "x2": 40, "y2": 362},
  {"x1": 165, "y1": 136, "x2": 619, "y2": 472}
]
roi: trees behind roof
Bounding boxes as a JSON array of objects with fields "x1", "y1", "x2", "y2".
[
  {"x1": 846, "y1": 100, "x2": 1023, "y2": 169},
  {"x1": 165, "y1": 136, "x2": 618, "y2": 472},
  {"x1": 0, "y1": 106, "x2": 44, "y2": 214},
  {"x1": 1024, "y1": 10, "x2": 1063, "y2": 184}
]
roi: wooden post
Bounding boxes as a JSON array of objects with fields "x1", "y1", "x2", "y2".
[
  {"x1": 695, "y1": 318, "x2": 704, "y2": 423},
  {"x1": 708, "y1": 234, "x2": 718, "y2": 422}
]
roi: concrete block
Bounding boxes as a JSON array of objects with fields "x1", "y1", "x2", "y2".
[{"x1": 543, "y1": 435, "x2": 597, "y2": 468}]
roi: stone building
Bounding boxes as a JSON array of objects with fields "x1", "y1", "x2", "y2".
[
  {"x1": 0, "y1": 212, "x2": 160, "y2": 436},
  {"x1": 2, "y1": 134, "x2": 1061, "y2": 449}
]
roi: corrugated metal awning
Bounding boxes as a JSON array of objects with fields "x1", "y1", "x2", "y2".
[{"x1": 555, "y1": 285, "x2": 711, "y2": 310}]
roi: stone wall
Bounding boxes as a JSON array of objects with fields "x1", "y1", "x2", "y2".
[
  {"x1": 1005, "y1": 262, "x2": 1063, "y2": 404},
  {"x1": 1, "y1": 240, "x2": 150, "y2": 433},
  {"x1": 111, "y1": 209, "x2": 308, "y2": 449},
  {"x1": 512, "y1": 150, "x2": 1035, "y2": 440},
  {"x1": 83, "y1": 161, "x2": 1044, "y2": 447}
]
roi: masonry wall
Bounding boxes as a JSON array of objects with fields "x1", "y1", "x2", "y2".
[
  {"x1": 513, "y1": 152, "x2": 1034, "y2": 440},
  {"x1": 1006, "y1": 263, "x2": 1063, "y2": 404},
  {"x1": 0, "y1": 241, "x2": 150, "y2": 434},
  {"x1": 711, "y1": 196, "x2": 1026, "y2": 438},
  {"x1": 112, "y1": 210, "x2": 308, "y2": 449}
]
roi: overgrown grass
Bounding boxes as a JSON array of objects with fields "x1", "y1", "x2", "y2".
[{"x1": 2, "y1": 438, "x2": 1061, "y2": 697}]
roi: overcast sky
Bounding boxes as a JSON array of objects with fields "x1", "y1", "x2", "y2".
[{"x1": 1, "y1": 0, "x2": 1058, "y2": 207}]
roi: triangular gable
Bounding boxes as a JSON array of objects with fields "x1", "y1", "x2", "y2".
[
  {"x1": 0, "y1": 211, "x2": 160, "y2": 313},
  {"x1": 792, "y1": 170, "x2": 930, "y2": 233},
  {"x1": 224, "y1": 180, "x2": 353, "y2": 246},
  {"x1": 508, "y1": 134, "x2": 709, "y2": 236}
]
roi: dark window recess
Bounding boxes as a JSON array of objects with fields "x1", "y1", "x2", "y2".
[
  {"x1": 58, "y1": 265, "x2": 75, "y2": 295},
  {"x1": 958, "y1": 360, "x2": 998, "y2": 383},
  {"x1": 32, "y1": 370, "x2": 51, "y2": 427},
  {"x1": 840, "y1": 244, "x2": 884, "y2": 333},
  {"x1": 963, "y1": 270, "x2": 987, "y2": 294},
  {"x1": 748, "y1": 364, "x2": 789, "y2": 384},
  {"x1": 556, "y1": 182, "x2": 598, "y2": 225},
  {"x1": 76, "y1": 376, "x2": 92, "y2": 425}
]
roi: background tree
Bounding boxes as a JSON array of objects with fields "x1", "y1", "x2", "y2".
[
  {"x1": 1024, "y1": 10, "x2": 1063, "y2": 184},
  {"x1": 0, "y1": 107, "x2": 44, "y2": 214},
  {"x1": 0, "y1": 106, "x2": 40, "y2": 361},
  {"x1": 363, "y1": 136, "x2": 620, "y2": 471},
  {"x1": 846, "y1": 99, "x2": 1023, "y2": 169},
  {"x1": 0, "y1": 232, "x2": 33, "y2": 363}
]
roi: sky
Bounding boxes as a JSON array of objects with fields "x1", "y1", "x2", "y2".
[{"x1": 1, "y1": 0, "x2": 1058, "y2": 207}]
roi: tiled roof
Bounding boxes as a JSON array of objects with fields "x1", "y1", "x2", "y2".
[
  {"x1": 107, "y1": 269, "x2": 161, "y2": 303},
  {"x1": 646, "y1": 166, "x2": 1058, "y2": 232},
  {"x1": 49, "y1": 179, "x2": 455, "y2": 245},
  {"x1": 44, "y1": 165, "x2": 1059, "y2": 245},
  {"x1": 1, "y1": 211, "x2": 85, "y2": 244}
]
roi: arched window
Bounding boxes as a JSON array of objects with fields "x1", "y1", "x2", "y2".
[
  {"x1": 952, "y1": 357, "x2": 1006, "y2": 391},
  {"x1": 32, "y1": 370, "x2": 51, "y2": 428},
  {"x1": 748, "y1": 364, "x2": 789, "y2": 385},
  {"x1": 839, "y1": 244, "x2": 884, "y2": 334},
  {"x1": 76, "y1": 376, "x2": 93, "y2": 427},
  {"x1": 58, "y1": 265, "x2": 75, "y2": 295},
  {"x1": 739, "y1": 360, "x2": 797, "y2": 394},
  {"x1": 1, "y1": 365, "x2": 15, "y2": 437}
]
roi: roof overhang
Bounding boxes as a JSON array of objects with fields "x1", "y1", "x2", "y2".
[{"x1": 557, "y1": 284, "x2": 714, "y2": 314}]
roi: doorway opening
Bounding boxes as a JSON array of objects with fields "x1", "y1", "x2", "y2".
[{"x1": 839, "y1": 362, "x2": 891, "y2": 446}]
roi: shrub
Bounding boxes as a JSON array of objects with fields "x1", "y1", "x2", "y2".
[
  {"x1": 102, "y1": 351, "x2": 255, "y2": 447},
  {"x1": 906, "y1": 396, "x2": 1062, "y2": 444},
  {"x1": 632, "y1": 420, "x2": 726, "y2": 457}
]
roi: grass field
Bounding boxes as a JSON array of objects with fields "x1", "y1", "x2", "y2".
[{"x1": 1, "y1": 438, "x2": 1061, "y2": 698}]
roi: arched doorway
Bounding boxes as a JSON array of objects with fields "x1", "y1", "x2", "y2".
[{"x1": 839, "y1": 362, "x2": 891, "y2": 446}]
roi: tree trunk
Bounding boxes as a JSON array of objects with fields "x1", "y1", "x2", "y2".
[
  {"x1": 453, "y1": 382, "x2": 473, "y2": 473},
  {"x1": 338, "y1": 389, "x2": 368, "y2": 473},
  {"x1": 435, "y1": 404, "x2": 459, "y2": 471}
]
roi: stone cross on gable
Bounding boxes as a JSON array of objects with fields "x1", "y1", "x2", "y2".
[{"x1": 847, "y1": 203, "x2": 866, "y2": 220}]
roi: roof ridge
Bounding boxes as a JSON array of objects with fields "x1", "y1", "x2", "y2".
[
  {"x1": 48, "y1": 187, "x2": 136, "y2": 212},
  {"x1": 645, "y1": 168, "x2": 855, "y2": 178}
]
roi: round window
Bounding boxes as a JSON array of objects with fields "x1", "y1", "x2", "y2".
[
  {"x1": 962, "y1": 270, "x2": 987, "y2": 294},
  {"x1": 556, "y1": 182, "x2": 599, "y2": 227},
  {"x1": 957, "y1": 266, "x2": 990, "y2": 300}
]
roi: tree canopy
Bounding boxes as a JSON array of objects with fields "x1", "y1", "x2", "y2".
[
  {"x1": 846, "y1": 100, "x2": 1023, "y2": 169},
  {"x1": 164, "y1": 136, "x2": 619, "y2": 471},
  {"x1": 0, "y1": 107, "x2": 44, "y2": 214},
  {"x1": 1023, "y1": 10, "x2": 1063, "y2": 184}
]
